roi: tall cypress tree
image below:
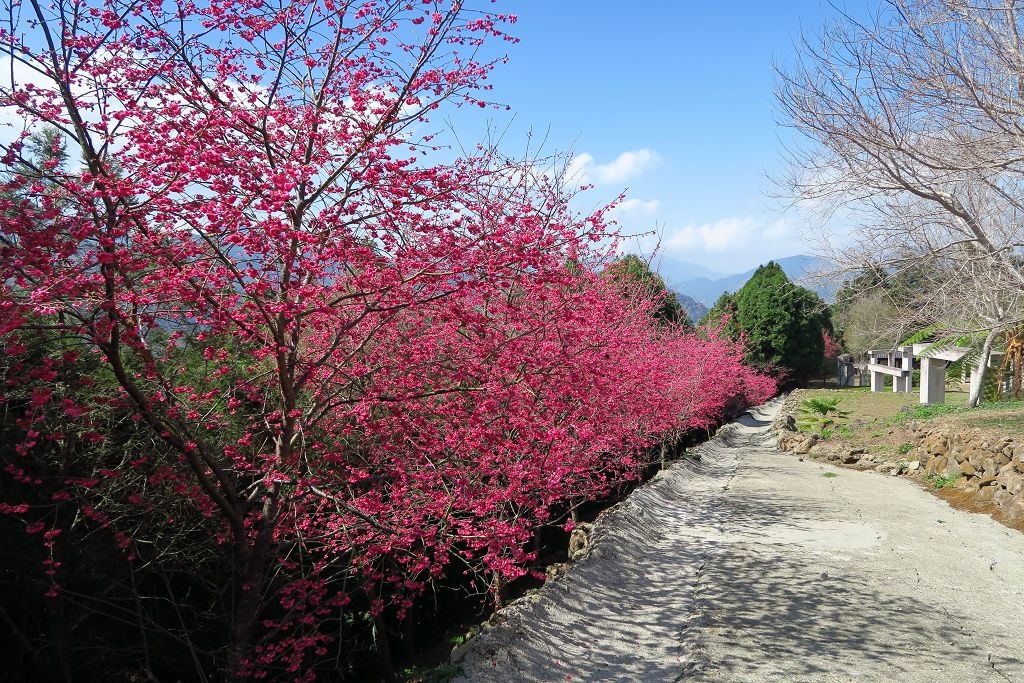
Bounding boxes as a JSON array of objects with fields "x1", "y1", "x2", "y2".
[{"x1": 733, "y1": 262, "x2": 829, "y2": 386}]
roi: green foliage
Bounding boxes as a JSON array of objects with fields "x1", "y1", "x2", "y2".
[
  {"x1": 402, "y1": 664, "x2": 465, "y2": 683},
  {"x1": 929, "y1": 472, "x2": 961, "y2": 489},
  {"x1": 700, "y1": 292, "x2": 741, "y2": 338},
  {"x1": 797, "y1": 396, "x2": 850, "y2": 431},
  {"x1": 897, "y1": 442, "x2": 914, "y2": 454},
  {"x1": 823, "y1": 471, "x2": 838, "y2": 478},
  {"x1": 605, "y1": 254, "x2": 688, "y2": 326},
  {"x1": 886, "y1": 402, "x2": 961, "y2": 425},
  {"x1": 732, "y1": 262, "x2": 830, "y2": 385}
]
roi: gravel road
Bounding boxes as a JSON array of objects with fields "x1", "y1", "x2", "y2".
[{"x1": 456, "y1": 399, "x2": 1024, "y2": 682}]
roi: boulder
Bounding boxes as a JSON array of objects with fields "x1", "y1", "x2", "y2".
[
  {"x1": 977, "y1": 485, "x2": 999, "y2": 503},
  {"x1": 568, "y1": 522, "x2": 593, "y2": 562},
  {"x1": 999, "y1": 471, "x2": 1024, "y2": 496},
  {"x1": 982, "y1": 458, "x2": 1001, "y2": 478},
  {"x1": 967, "y1": 448, "x2": 987, "y2": 470},
  {"x1": 959, "y1": 460, "x2": 978, "y2": 477},
  {"x1": 794, "y1": 434, "x2": 820, "y2": 455},
  {"x1": 922, "y1": 433, "x2": 949, "y2": 456},
  {"x1": 1002, "y1": 492, "x2": 1024, "y2": 525},
  {"x1": 840, "y1": 449, "x2": 863, "y2": 464},
  {"x1": 944, "y1": 458, "x2": 962, "y2": 480},
  {"x1": 926, "y1": 455, "x2": 948, "y2": 476},
  {"x1": 544, "y1": 562, "x2": 570, "y2": 582}
]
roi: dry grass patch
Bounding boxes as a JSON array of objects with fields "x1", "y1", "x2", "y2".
[{"x1": 791, "y1": 387, "x2": 1024, "y2": 461}]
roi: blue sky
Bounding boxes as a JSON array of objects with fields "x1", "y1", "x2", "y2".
[
  {"x1": 457, "y1": 1, "x2": 845, "y2": 280},
  {"x1": 0, "y1": 0, "x2": 845, "y2": 281}
]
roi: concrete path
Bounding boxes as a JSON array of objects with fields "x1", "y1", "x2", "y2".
[{"x1": 457, "y1": 399, "x2": 1024, "y2": 682}]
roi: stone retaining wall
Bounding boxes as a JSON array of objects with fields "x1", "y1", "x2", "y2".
[
  {"x1": 913, "y1": 426, "x2": 1024, "y2": 523},
  {"x1": 772, "y1": 394, "x2": 1024, "y2": 527}
]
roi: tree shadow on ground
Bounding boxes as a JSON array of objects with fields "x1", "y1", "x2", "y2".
[{"x1": 460, "y1": 449, "x2": 1023, "y2": 682}]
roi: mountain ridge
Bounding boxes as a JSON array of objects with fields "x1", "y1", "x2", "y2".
[{"x1": 663, "y1": 255, "x2": 835, "y2": 308}]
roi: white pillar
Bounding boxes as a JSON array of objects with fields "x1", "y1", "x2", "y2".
[
  {"x1": 871, "y1": 370, "x2": 884, "y2": 392},
  {"x1": 920, "y1": 357, "x2": 945, "y2": 404},
  {"x1": 894, "y1": 349, "x2": 913, "y2": 393}
]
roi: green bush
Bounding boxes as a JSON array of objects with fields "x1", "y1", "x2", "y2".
[
  {"x1": 929, "y1": 472, "x2": 961, "y2": 489},
  {"x1": 797, "y1": 397, "x2": 851, "y2": 431}
]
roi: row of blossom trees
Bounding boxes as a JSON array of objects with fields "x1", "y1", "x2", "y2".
[{"x1": 0, "y1": 0, "x2": 775, "y2": 679}]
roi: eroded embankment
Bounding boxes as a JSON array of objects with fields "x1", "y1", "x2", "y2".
[{"x1": 453, "y1": 400, "x2": 784, "y2": 681}]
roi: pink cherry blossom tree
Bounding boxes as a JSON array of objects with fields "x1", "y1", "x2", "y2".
[{"x1": 0, "y1": 0, "x2": 775, "y2": 678}]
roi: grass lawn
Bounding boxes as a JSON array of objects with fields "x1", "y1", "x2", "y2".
[{"x1": 791, "y1": 385, "x2": 1024, "y2": 458}]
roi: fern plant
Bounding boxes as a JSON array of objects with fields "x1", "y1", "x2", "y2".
[{"x1": 797, "y1": 397, "x2": 851, "y2": 431}]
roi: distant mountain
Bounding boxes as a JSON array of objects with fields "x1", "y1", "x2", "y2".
[
  {"x1": 673, "y1": 292, "x2": 708, "y2": 325},
  {"x1": 670, "y1": 255, "x2": 835, "y2": 307},
  {"x1": 652, "y1": 255, "x2": 723, "y2": 289}
]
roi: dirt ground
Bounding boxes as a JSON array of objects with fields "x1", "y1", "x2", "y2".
[
  {"x1": 792, "y1": 387, "x2": 1024, "y2": 531},
  {"x1": 454, "y1": 400, "x2": 1024, "y2": 682}
]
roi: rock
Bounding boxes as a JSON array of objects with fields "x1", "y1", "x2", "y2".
[
  {"x1": 1003, "y1": 492, "x2": 1024, "y2": 525},
  {"x1": 809, "y1": 442, "x2": 830, "y2": 457},
  {"x1": 922, "y1": 433, "x2": 949, "y2": 456},
  {"x1": 960, "y1": 460, "x2": 978, "y2": 477},
  {"x1": 794, "y1": 434, "x2": 820, "y2": 455},
  {"x1": 449, "y1": 627, "x2": 480, "y2": 664},
  {"x1": 976, "y1": 476, "x2": 998, "y2": 487},
  {"x1": 926, "y1": 455, "x2": 948, "y2": 476},
  {"x1": 545, "y1": 562, "x2": 571, "y2": 582},
  {"x1": 568, "y1": 523, "x2": 593, "y2": 562},
  {"x1": 977, "y1": 485, "x2": 999, "y2": 503},
  {"x1": 945, "y1": 458, "x2": 962, "y2": 480},
  {"x1": 906, "y1": 460, "x2": 920, "y2": 472},
  {"x1": 840, "y1": 450, "x2": 862, "y2": 464},
  {"x1": 982, "y1": 458, "x2": 1001, "y2": 478},
  {"x1": 967, "y1": 448, "x2": 987, "y2": 469},
  {"x1": 1000, "y1": 471, "x2": 1024, "y2": 496},
  {"x1": 994, "y1": 488, "x2": 1014, "y2": 510}
]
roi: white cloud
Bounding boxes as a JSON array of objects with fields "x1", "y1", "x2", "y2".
[
  {"x1": 567, "y1": 148, "x2": 661, "y2": 186},
  {"x1": 609, "y1": 197, "x2": 660, "y2": 217},
  {"x1": 664, "y1": 216, "x2": 757, "y2": 252}
]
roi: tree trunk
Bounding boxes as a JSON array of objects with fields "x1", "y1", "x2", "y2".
[
  {"x1": 366, "y1": 587, "x2": 397, "y2": 683},
  {"x1": 968, "y1": 329, "x2": 999, "y2": 408},
  {"x1": 225, "y1": 516, "x2": 275, "y2": 682},
  {"x1": 46, "y1": 592, "x2": 73, "y2": 683}
]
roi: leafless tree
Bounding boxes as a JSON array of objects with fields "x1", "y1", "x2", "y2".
[{"x1": 776, "y1": 0, "x2": 1024, "y2": 405}]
